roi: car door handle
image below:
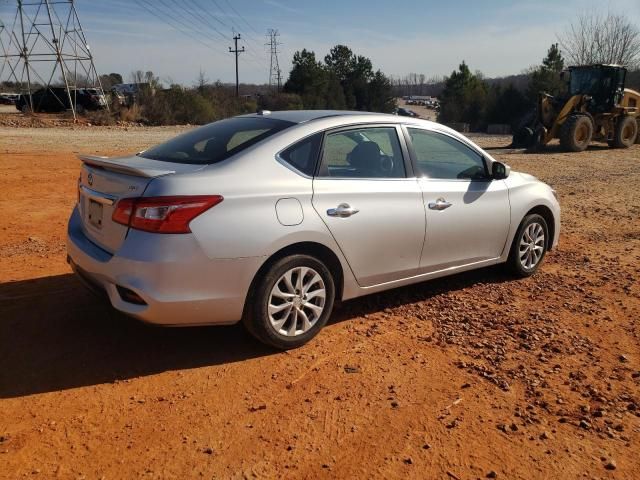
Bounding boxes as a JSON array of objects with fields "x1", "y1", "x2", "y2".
[
  {"x1": 327, "y1": 203, "x2": 360, "y2": 218},
  {"x1": 428, "y1": 198, "x2": 452, "y2": 211}
]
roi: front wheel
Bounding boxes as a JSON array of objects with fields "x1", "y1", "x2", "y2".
[
  {"x1": 243, "y1": 254, "x2": 335, "y2": 349},
  {"x1": 560, "y1": 114, "x2": 592, "y2": 152},
  {"x1": 507, "y1": 214, "x2": 549, "y2": 277}
]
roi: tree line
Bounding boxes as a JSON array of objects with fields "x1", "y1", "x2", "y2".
[
  {"x1": 4, "y1": 8, "x2": 638, "y2": 128},
  {"x1": 437, "y1": 43, "x2": 566, "y2": 130},
  {"x1": 279, "y1": 44, "x2": 395, "y2": 113},
  {"x1": 85, "y1": 44, "x2": 396, "y2": 125},
  {"x1": 437, "y1": 10, "x2": 639, "y2": 130}
]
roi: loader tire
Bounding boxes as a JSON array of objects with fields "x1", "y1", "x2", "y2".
[
  {"x1": 636, "y1": 119, "x2": 640, "y2": 144},
  {"x1": 560, "y1": 114, "x2": 593, "y2": 152},
  {"x1": 610, "y1": 115, "x2": 638, "y2": 148}
]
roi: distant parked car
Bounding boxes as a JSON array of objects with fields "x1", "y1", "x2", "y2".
[
  {"x1": 16, "y1": 87, "x2": 107, "y2": 113},
  {"x1": 67, "y1": 110, "x2": 560, "y2": 349},
  {"x1": 0, "y1": 93, "x2": 19, "y2": 105},
  {"x1": 395, "y1": 107, "x2": 419, "y2": 118}
]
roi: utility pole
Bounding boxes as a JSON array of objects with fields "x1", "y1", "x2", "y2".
[
  {"x1": 229, "y1": 34, "x2": 245, "y2": 97},
  {"x1": 266, "y1": 29, "x2": 282, "y2": 92}
]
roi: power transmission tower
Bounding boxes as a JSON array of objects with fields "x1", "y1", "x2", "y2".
[
  {"x1": 0, "y1": 19, "x2": 7, "y2": 82},
  {"x1": 229, "y1": 33, "x2": 244, "y2": 97},
  {"x1": 265, "y1": 29, "x2": 282, "y2": 92},
  {"x1": 0, "y1": 0, "x2": 107, "y2": 119}
]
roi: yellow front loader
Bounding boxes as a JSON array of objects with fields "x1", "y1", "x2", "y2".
[{"x1": 513, "y1": 64, "x2": 640, "y2": 152}]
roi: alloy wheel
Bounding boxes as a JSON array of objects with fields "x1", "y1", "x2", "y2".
[
  {"x1": 268, "y1": 267, "x2": 326, "y2": 336},
  {"x1": 518, "y1": 222, "x2": 545, "y2": 270}
]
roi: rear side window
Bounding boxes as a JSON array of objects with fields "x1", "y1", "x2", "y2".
[
  {"x1": 278, "y1": 133, "x2": 322, "y2": 176},
  {"x1": 140, "y1": 117, "x2": 294, "y2": 164},
  {"x1": 318, "y1": 127, "x2": 406, "y2": 178}
]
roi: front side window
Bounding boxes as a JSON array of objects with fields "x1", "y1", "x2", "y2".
[
  {"x1": 318, "y1": 127, "x2": 406, "y2": 178},
  {"x1": 408, "y1": 128, "x2": 487, "y2": 180},
  {"x1": 140, "y1": 117, "x2": 294, "y2": 165}
]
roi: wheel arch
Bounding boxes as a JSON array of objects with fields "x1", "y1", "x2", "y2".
[
  {"x1": 243, "y1": 241, "x2": 345, "y2": 318},
  {"x1": 524, "y1": 205, "x2": 556, "y2": 250}
]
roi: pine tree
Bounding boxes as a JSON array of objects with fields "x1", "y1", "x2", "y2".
[
  {"x1": 438, "y1": 62, "x2": 488, "y2": 128},
  {"x1": 528, "y1": 43, "x2": 566, "y2": 99}
]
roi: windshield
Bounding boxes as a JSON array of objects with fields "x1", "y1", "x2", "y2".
[
  {"x1": 139, "y1": 117, "x2": 294, "y2": 164},
  {"x1": 570, "y1": 69, "x2": 603, "y2": 96}
]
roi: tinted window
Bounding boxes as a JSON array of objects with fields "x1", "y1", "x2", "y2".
[
  {"x1": 318, "y1": 127, "x2": 406, "y2": 178},
  {"x1": 279, "y1": 133, "x2": 322, "y2": 176},
  {"x1": 408, "y1": 128, "x2": 487, "y2": 180},
  {"x1": 140, "y1": 117, "x2": 294, "y2": 164}
]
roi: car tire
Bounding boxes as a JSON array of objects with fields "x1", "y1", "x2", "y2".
[
  {"x1": 610, "y1": 115, "x2": 638, "y2": 148},
  {"x1": 507, "y1": 214, "x2": 549, "y2": 278},
  {"x1": 559, "y1": 114, "x2": 592, "y2": 152},
  {"x1": 243, "y1": 254, "x2": 336, "y2": 350}
]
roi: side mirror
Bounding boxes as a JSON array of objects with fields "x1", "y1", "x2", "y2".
[{"x1": 492, "y1": 161, "x2": 510, "y2": 180}]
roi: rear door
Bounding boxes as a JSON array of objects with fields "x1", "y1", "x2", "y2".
[
  {"x1": 405, "y1": 127, "x2": 510, "y2": 272},
  {"x1": 312, "y1": 125, "x2": 426, "y2": 287}
]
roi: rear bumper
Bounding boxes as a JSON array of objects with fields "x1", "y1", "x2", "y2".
[{"x1": 66, "y1": 206, "x2": 264, "y2": 326}]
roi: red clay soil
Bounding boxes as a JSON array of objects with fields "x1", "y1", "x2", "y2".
[{"x1": 0, "y1": 128, "x2": 638, "y2": 479}]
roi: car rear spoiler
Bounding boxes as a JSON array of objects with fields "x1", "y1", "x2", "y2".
[{"x1": 78, "y1": 154, "x2": 177, "y2": 178}]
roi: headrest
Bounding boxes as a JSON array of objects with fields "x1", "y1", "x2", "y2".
[{"x1": 348, "y1": 141, "x2": 380, "y2": 169}]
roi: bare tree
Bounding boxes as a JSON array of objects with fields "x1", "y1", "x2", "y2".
[{"x1": 558, "y1": 11, "x2": 640, "y2": 68}]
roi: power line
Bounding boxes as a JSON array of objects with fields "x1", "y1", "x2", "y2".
[
  {"x1": 132, "y1": 0, "x2": 263, "y2": 66},
  {"x1": 155, "y1": 0, "x2": 226, "y2": 45},
  {"x1": 181, "y1": 0, "x2": 230, "y2": 41},
  {"x1": 204, "y1": 0, "x2": 265, "y2": 57},
  {"x1": 221, "y1": 0, "x2": 261, "y2": 37},
  {"x1": 133, "y1": 0, "x2": 219, "y2": 52},
  {"x1": 153, "y1": 0, "x2": 264, "y2": 65}
]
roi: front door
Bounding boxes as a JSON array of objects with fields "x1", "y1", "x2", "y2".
[
  {"x1": 405, "y1": 127, "x2": 510, "y2": 273},
  {"x1": 312, "y1": 126, "x2": 426, "y2": 287}
]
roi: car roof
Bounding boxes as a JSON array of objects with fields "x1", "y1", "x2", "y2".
[{"x1": 239, "y1": 110, "x2": 388, "y2": 124}]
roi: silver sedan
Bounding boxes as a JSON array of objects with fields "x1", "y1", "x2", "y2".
[{"x1": 67, "y1": 110, "x2": 560, "y2": 349}]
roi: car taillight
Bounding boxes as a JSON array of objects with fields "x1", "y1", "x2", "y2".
[{"x1": 112, "y1": 195, "x2": 223, "y2": 233}]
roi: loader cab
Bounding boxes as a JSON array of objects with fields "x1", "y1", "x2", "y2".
[{"x1": 568, "y1": 65, "x2": 627, "y2": 113}]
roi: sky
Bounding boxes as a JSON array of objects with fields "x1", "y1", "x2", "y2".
[{"x1": 1, "y1": 0, "x2": 639, "y2": 86}]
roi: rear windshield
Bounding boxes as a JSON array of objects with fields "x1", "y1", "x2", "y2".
[{"x1": 139, "y1": 117, "x2": 294, "y2": 164}]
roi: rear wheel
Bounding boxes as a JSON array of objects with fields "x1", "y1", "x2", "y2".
[
  {"x1": 610, "y1": 115, "x2": 638, "y2": 148},
  {"x1": 560, "y1": 114, "x2": 593, "y2": 152},
  {"x1": 507, "y1": 214, "x2": 549, "y2": 278},
  {"x1": 243, "y1": 254, "x2": 335, "y2": 350}
]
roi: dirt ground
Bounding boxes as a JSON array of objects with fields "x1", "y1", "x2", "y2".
[{"x1": 0, "y1": 121, "x2": 639, "y2": 480}]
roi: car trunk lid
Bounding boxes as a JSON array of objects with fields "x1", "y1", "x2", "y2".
[{"x1": 77, "y1": 154, "x2": 204, "y2": 253}]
